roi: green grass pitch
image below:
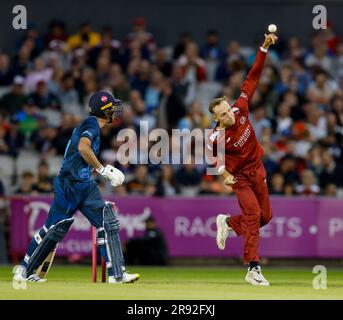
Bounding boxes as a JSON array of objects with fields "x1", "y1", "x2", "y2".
[{"x1": 0, "y1": 265, "x2": 342, "y2": 300}]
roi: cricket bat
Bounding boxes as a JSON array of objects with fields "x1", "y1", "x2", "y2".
[{"x1": 36, "y1": 245, "x2": 57, "y2": 279}]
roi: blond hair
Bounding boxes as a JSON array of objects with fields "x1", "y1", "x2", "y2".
[{"x1": 208, "y1": 96, "x2": 228, "y2": 114}]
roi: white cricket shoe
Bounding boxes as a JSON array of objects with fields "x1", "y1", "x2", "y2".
[
  {"x1": 216, "y1": 214, "x2": 231, "y2": 250},
  {"x1": 108, "y1": 272, "x2": 140, "y2": 284},
  {"x1": 245, "y1": 266, "x2": 270, "y2": 286},
  {"x1": 13, "y1": 265, "x2": 27, "y2": 282},
  {"x1": 27, "y1": 274, "x2": 47, "y2": 283}
]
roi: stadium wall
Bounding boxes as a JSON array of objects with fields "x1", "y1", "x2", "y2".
[{"x1": 0, "y1": 0, "x2": 342, "y2": 52}]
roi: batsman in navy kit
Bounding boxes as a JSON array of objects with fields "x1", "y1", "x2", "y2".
[{"x1": 13, "y1": 91, "x2": 140, "y2": 284}]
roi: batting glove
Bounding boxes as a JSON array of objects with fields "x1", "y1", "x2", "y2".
[{"x1": 97, "y1": 165, "x2": 125, "y2": 187}]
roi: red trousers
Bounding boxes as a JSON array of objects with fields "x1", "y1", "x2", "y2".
[{"x1": 229, "y1": 160, "x2": 272, "y2": 264}]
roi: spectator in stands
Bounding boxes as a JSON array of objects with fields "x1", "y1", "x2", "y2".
[
  {"x1": 200, "y1": 30, "x2": 223, "y2": 61},
  {"x1": 95, "y1": 50, "x2": 112, "y2": 87},
  {"x1": 0, "y1": 112, "x2": 9, "y2": 133},
  {"x1": 15, "y1": 171, "x2": 37, "y2": 195},
  {"x1": 57, "y1": 72, "x2": 82, "y2": 116},
  {"x1": 154, "y1": 48, "x2": 172, "y2": 78},
  {"x1": 0, "y1": 76, "x2": 27, "y2": 117},
  {"x1": 0, "y1": 126, "x2": 13, "y2": 155},
  {"x1": 274, "y1": 65, "x2": 292, "y2": 97},
  {"x1": 291, "y1": 121, "x2": 312, "y2": 158},
  {"x1": 283, "y1": 182, "x2": 296, "y2": 196},
  {"x1": 126, "y1": 164, "x2": 156, "y2": 195},
  {"x1": 44, "y1": 20, "x2": 68, "y2": 51},
  {"x1": 0, "y1": 179, "x2": 4, "y2": 196},
  {"x1": 250, "y1": 105, "x2": 272, "y2": 140},
  {"x1": 144, "y1": 70, "x2": 163, "y2": 114},
  {"x1": 177, "y1": 42, "x2": 207, "y2": 83},
  {"x1": 15, "y1": 25, "x2": 44, "y2": 58},
  {"x1": 170, "y1": 64, "x2": 189, "y2": 104},
  {"x1": 322, "y1": 22, "x2": 341, "y2": 54},
  {"x1": 87, "y1": 25, "x2": 121, "y2": 69},
  {"x1": 296, "y1": 169, "x2": 320, "y2": 196},
  {"x1": 319, "y1": 150, "x2": 343, "y2": 189},
  {"x1": 269, "y1": 172, "x2": 285, "y2": 195},
  {"x1": 305, "y1": 41, "x2": 332, "y2": 72},
  {"x1": 32, "y1": 123, "x2": 59, "y2": 156},
  {"x1": 198, "y1": 174, "x2": 229, "y2": 195},
  {"x1": 7, "y1": 117, "x2": 24, "y2": 157},
  {"x1": 126, "y1": 17, "x2": 156, "y2": 54},
  {"x1": 323, "y1": 183, "x2": 337, "y2": 197},
  {"x1": 215, "y1": 40, "x2": 245, "y2": 83},
  {"x1": 54, "y1": 112, "x2": 77, "y2": 155},
  {"x1": 284, "y1": 36, "x2": 306, "y2": 60},
  {"x1": 178, "y1": 100, "x2": 210, "y2": 130},
  {"x1": 29, "y1": 79, "x2": 61, "y2": 110},
  {"x1": 14, "y1": 99, "x2": 40, "y2": 140},
  {"x1": 24, "y1": 57, "x2": 53, "y2": 93},
  {"x1": 304, "y1": 103, "x2": 328, "y2": 140},
  {"x1": 130, "y1": 59, "x2": 152, "y2": 97},
  {"x1": 173, "y1": 31, "x2": 192, "y2": 60},
  {"x1": 306, "y1": 70, "x2": 337, "y2": 105},
  {"x1": 34, "y1": 160, "x2": 54, "y2": 193},
  {"x1": 67, "y1": 22, "x2": 101, "y2": 51},
  {"x1": 175, "y1": 163, "x2": 202, "y2": 195},
  {"x1": 201, "y1": 30, "x2": 223, "y2": 81},
  {"x1": 125, "y1": 216, "x2": 168, "y2": 265},
  {"x1": 0, "y1": 53, "x2": 14, "y2": 86},
  {"x1": 130, "y1": 90, "x2": 156, "y2": 132},
  {"x1": 155, "y1": 165, "x2": 179, "y2": 196},
  {"x1": 12, "y1": 42, "x2": 32, "y2": 76},
  {"x1": 278, "y1": 154, "x2": 300, "y2": 185},
  {"x1": 274, "y1": 102, "x2": 293, "y2": 137},
  {"x1": 158, "y1": 79, "x2": 186, "y2": 132},
  {"x1": 331, "y1": 42, "x2": 343, "y2": 78},
  {"x1": 110, "y1": 64, "x2": 131, "y2": 102}
]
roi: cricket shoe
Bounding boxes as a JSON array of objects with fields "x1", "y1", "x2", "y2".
[
  {"x1": 216, "y1": 214, "x2": 231, "y2": 250},
  {"x1": 13, "y1": 265, "x2": 27, "y2": 282},
  {"x1": 27, "y1": 274, "x2": 47, "y2": 283},
  {"x1": 245, "y1": 266, "x2": 270, "y2": 286},
  {"x1": 108, "y1": 272, "x2": 140, "y2": 284}
]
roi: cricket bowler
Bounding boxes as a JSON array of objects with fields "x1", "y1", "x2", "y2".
[
  {"x1": 208, "y1": 33, "x2": 278, "y2": 286},
  {"x1": 13, "y1": 91, "x2": 140, "y2": 284}
]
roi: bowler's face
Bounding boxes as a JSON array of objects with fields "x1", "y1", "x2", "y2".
[{"x1": 213, "y1": 101, "x2": 235, "y2": 128}]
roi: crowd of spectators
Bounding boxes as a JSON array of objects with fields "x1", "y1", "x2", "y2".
[{"x1": 0, "y1": 18, "x2": 343, "y2": 198}]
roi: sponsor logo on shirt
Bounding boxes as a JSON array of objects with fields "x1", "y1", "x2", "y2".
[
  {"x1": 240, "y1": 116, "x2": 246, "y2": 124},
  {"x1": 83, "y1": 130, "x2": 92, "y2": 137},
  {"x1": 234, "y1": 125, "x2": 251, "y2": 148}
]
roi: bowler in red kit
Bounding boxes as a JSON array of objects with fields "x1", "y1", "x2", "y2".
[{"x1": 207, "y1": 33, "x2": 278, "y2": 286}]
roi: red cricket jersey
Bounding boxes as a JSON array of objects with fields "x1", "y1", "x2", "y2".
[{"x1": 208, "y1": 48, "x2": 267, "y2": 174}]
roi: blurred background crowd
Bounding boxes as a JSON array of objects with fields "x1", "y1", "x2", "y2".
[{"x1": 0, "y1": 18, "x2": 343, "y2": 199}]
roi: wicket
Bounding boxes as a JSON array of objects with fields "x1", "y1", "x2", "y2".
[{"x1": 91, "y1": 226, "x2": 106, "y2": 283}]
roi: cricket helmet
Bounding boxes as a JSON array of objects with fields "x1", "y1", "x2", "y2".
[{"x1": 89, "y1": 90, "x2": 123, "y2": 123}]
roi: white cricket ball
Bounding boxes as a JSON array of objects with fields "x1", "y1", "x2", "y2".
[{"x1": 268, "y1": 24, "x2": 277, "y2": 33}]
